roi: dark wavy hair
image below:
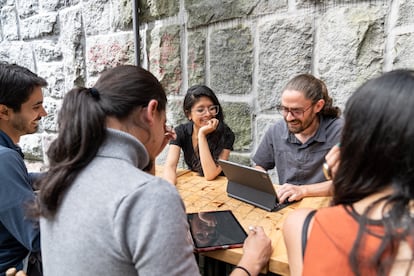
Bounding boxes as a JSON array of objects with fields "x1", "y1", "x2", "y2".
[
  {"x1": 36, "y1": 65, "x2": 166, "y2": 218},
  {"x1": 283, "y1": 73, "x2": 341, "y2": 118},
  {"x1": 0, "y1": 62, "x2": 47, "y2": 111},
  {"x1": 333, "y1": 69, "x2": 414, "y2": 275},
  {"x1": 183, "y1": 85, "x2": 227, "y2": 175}
]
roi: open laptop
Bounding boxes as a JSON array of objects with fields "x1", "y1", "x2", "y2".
[{"x1": 218, "y1": 159, "x2": 294, "y2": 212}]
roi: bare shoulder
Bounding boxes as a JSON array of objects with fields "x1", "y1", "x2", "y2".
[
  {"x1": 284, "y1": 208, "x2": 316, "y2": 231},
  {"x1": 283, "y1": 208, "x2": 317, "y2": 276}
]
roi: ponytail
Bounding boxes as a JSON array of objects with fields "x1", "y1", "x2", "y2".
[{"x1": 38, "y1": 87, "x2": 106, "y2": 218}]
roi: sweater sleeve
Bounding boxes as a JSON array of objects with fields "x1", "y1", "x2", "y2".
[
  {"x1": 0, "y1": 149, "x2": 40, "y2": 252},
  {"x1": 113, "y1": 177, "x2": 200, "y2": 276}
]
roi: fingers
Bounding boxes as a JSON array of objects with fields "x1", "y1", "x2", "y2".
[
  {"x1": 277, "y1": 184, "x2": 302, "y2": 202},
  {"x1": 325, "y1": 144, "x2": 341, "y2": 179},
  {"x1": 164, "y1": 128, "x2": 177, "y2": 140},
  {"x1": 6, "y1": 268, "x2": 17, "y2": 276},
  {"x1": 199, "y1": 119, "x2": 219, "y2": 135},
  {"x1": 210, "y1": 118, "x2": 219, "y2": 127},
  {"x1": 206, "y1": 118, "x2": 219, "y2": 131},
  {"x1": 241, "y1": 226, "x2": 272, "y2": 273}
]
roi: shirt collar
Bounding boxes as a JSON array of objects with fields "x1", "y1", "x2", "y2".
[
  {"x1": 284, "y1": 115, "x2": 334, "y2": 145},
  {"x1": 0, "y1": 129, "x2": 24, "y2": 158}
]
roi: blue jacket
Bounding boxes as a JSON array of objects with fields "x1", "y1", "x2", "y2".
[{"x1": 0, "y1": 130, "x2": 40, "y2": 275}]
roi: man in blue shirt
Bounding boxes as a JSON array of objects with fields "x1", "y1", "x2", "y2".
[
  {"x1": 0, "y1": 63, "x2": 47, "y2": 276},
  {"x1": 253, "y1": 74, "x2": 343, "y2": 203}
]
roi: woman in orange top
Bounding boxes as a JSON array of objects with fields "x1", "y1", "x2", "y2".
[{"x1": 283, "y1": 70, "x2": 414, "y2": 276}]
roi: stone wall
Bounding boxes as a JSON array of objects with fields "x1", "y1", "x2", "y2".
[{"x1": 1, "y1": 0, "x2": 413, "y2": 172}]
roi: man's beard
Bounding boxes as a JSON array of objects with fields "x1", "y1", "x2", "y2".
[{"x1": 286, "y1": 114, "x2": 316, "y2": 134}]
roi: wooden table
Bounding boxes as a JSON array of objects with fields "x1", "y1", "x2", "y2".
[{"x1": 156, "y1": 167, "x2": 331, "y2": 275}]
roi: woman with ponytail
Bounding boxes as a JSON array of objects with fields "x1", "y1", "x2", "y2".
[{"x1": 37, "y1": 65, "x2": 271, "y2": 276}]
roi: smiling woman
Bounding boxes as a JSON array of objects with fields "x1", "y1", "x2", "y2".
[{"x1": 162, "y1": 84, "x2": 235, "y2": 184}]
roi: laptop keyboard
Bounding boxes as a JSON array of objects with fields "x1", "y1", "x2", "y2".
[{"x1": 273, "y1": 199, "x2": 294, "y2": 211}]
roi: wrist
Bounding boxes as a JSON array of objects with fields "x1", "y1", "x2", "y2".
[
  {"x1": 301, "y1": 185, "x2": 308, "y2": 197},
  {"x1": 198, "y1": 132, "x2": 206, "y2": 140},
  {"x1": 233, "y1": 265, "x2": 251, "y2": 276},
  {"x1": 236, "y1": 258, "x2": 262, "y2": 276}
]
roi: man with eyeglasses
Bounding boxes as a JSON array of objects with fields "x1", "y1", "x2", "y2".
[{"x1": 253, "y1": 74, "x2": 343, "y2": 203}]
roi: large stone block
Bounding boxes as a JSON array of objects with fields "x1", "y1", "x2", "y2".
[
  {"x1": 21, "y1": 13, "x2": 57, "y2": 39},
  {"x1": 82, "y1": 0, "x2": 110, "y2": 35},
  {"x1": 0, "y1": 41, "x2": 35, "y2": 70},
  {"x1": 187, "y1": 30, "x2": 206, "y2": 85},
  {"x1": 139, "y1": 0, "x2": 179, "y2": 22},
  {"x1": 397, "y1": 0, "x2": 414, "y2": 26},
  {"x1": 257, "y1": 17, "x2": 313, "y2": 112},
  {"x1": 393, "y1": 33, "x2": 414, "y2": 70},
  {"x1": 148, "y1": 25, "x2": 182, "y2": 95},
  {"x1": 250, "y1": 115, "x2": 281, "y2": 182},
  {"x1": 250, "y1": 0, "x2": 286, "y2": 16},
  {"x1": 1, "y1": 6, "x2": 19, "y2": 40},
  {"x1": 86, "y1": 32, "x2": 135, "y2": 77},
  {"x1": 59, "y1": 8, "x2": 86, "y2": 89},
  {"x1": 17, "y1": 0, "x2": 38, "y2": 19},
  {"x1": 112, "y1": 0, "x2": 133, "y2": 30},
  {"x1": 228, "y1": 153, "x2": 251, "y2": 166},
  {"x1": 19, "y1": 134, "x2": 43, "y2": 161},
  {"x1": 25, "y1": 161, "x2": 46, "y2": 172},
  {"x1": 166, "y1": 97, "x2": 187, "y2": 126},
  {"x1": 253, "y1": 115, "x2": 280, "y2": 151},
  {"x1": 41, "y1": 133, "x2": 58, "y2": 165},
  {"x1": 33, "y1": 39, "x2": 62, "y2": 62},
  {"x1": 222, "y1": 102, "x2": 251, "y2": 152},
  {"x1": 318, "y1": 5, "x2": 386, "y2": 109},
  {"x1": 185, "y1": 0, "x2": 270, "y2": 28},
  {"x1": 42, "y1": 97, "x2": 61, "y2": 132},
  {"x1": 210, "y1": 26, "x2": 253, "y2": 95},
  {"x1": 37, "y1": 62, "x2": 65, "y2": 99},
  {"x1": 41, "y1": 0, "x2": 81, "y2": 11}
]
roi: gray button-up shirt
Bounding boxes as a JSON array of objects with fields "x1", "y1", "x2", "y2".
[{"x1": 253, "y1": 116, "x2": 343, "y2": 185}]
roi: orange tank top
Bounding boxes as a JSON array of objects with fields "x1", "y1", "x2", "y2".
[{"x1": 302, "y1": 205, "x2": 387, "y2": 276}]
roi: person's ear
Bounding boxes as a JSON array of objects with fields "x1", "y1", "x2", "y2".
[
  {"x1": 314, "y1": 99, "x2": 325, "y2": 113},
  {"x1": 145, "y1": 99, "x2": 159, "y2": 126},
  {"x1": 0, "y1": 104, "x2": 10, "y2": 120},
  {"x1": 183, "y1": 109, "x2": 192, "y2": 121}
]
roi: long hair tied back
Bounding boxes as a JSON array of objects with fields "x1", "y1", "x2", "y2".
[{"x1": 36, "y1": 65, "x2": 166, "y2": 218}]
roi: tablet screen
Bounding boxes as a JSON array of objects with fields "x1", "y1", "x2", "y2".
[{"x1": 187, "y1": 210, "x2": 247, "y2": 252}]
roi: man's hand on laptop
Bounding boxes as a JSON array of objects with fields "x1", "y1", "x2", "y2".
[{"x1": 277, "y1": 184, "x2": 306, "y2": 203}]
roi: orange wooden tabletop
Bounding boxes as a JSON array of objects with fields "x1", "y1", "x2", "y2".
[{"x1": 155, "y1": 166, "x2": 331, "y2": 275}]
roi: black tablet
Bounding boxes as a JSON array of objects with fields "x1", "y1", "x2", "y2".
[{"x1": 187, "y1": 210, "x2": 248, "y2": 253}]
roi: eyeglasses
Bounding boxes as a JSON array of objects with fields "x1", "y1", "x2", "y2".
[
  {"x1": 276, "y1": 104, "x2": 314, "y2": 118},
  {"x1": 192, "y1": 105, "x2": 219, "y2": 116}
]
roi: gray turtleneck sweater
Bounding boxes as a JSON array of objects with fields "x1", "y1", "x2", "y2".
[{"x1": 40, "y1": 129, "x2": 200, "y2": 275}]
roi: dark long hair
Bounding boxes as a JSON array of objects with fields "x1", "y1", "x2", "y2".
[
  {"x1": 0, "y1": 62, "x2": 47, "y2": 111},
  {"x1": 183, "y1": 85, "x2": 227, "y2": 174},
  {"x1": 284, "y1": 74, "x2": 341, "y2": 118},
  {"x1": 333, "y1": 70, "x2": 414, "y2": 275},
  {"x1": 37, "y1": 65, "x2": 166, "y2": 218}
]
